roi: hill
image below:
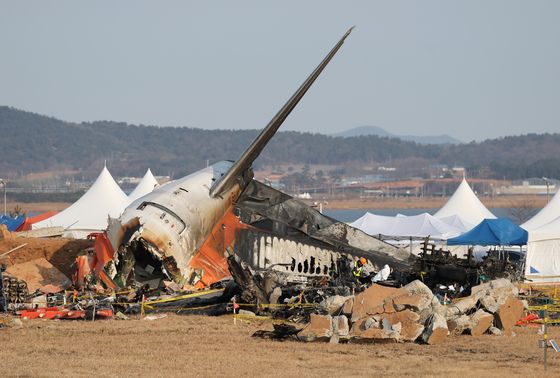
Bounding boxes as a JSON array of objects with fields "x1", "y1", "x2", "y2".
[
  {"x1": 1, "y1": 106, "x2": 559, "y2": 180},
  {"x1": 333, "y1": 125, "x2": 462, "y2": 145}
]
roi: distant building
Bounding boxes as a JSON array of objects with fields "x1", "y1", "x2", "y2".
[{"x1": 497, "y1": 179, "x2": 558, "y2": 196}]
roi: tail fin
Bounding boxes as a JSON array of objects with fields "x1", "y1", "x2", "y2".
[{"x1": 210, "y1": 27, "x2": 354, "y2": 197}]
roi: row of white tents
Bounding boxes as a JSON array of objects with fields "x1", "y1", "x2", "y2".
[
  {"x1": 33, "y1": 167, "x2": 158, "y2": 238},
  {"x1": 350, "y1": 178, "x2": 493, "y2": 240},
  {"x1": 521, "y1": 188, "x2": 560, "y2": 282},
  {"x1": 350, "y1": 178, "x2": 560, "y2": 282},
  {"x1": 30, "y1": 168, "x2": 560, "y2": 281}
]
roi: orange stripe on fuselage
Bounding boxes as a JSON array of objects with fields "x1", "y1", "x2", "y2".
[{"x1": 189, "y1": 206, "x2": 251, "y2": 288}]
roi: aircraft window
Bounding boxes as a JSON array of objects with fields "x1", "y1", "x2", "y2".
[{"x1": 136, "y1": 201, "x2": 186, "y2": 233}]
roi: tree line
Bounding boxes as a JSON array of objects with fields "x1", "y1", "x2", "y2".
[{"x1": 1, "y1": 106, "x2": 559, "y2": 180}]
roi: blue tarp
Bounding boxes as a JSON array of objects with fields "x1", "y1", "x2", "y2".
[
  {"x1": 0, "y1": 215, "x2": 25, "y2": 232},
  {"x1": 447, "y1": 218, "x2": 528, "y2": 246}
]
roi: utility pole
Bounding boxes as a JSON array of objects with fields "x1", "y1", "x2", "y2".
[
  {"x1": 542, "y1": 177, "x2": 550, "y2": 203},
  {"x1": 0, "y1": 179, "x2": 6, "y2": 215}
]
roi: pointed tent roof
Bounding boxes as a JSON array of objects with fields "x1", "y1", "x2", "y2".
[
  {"x1": 434, "y1": 178, "x2": 496, "y2": 225},
  {"x1": 527, "y1": 215, "x2": 560, "y2": 243},
  {"x1": 33, "y1": 166, "x2": 129, "y2": 232},
  {"x1": 439, "y1": 214, "x2": 475, "y2": 233},
  {"x1": 128, "y1": 168, "x2": 159, "y2": 203},
  {"x1": 521, "y1": 190, "x2": 560, "y2": 231},
  {"x1": 350, "y1": 212, "x2": 462, "y2": 240}
]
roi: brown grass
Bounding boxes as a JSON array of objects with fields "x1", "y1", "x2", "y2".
[
  {"x1": 0, "y1": 314, "x2": 557, "y2": 377},
  {"x1": 5, "y1": 202, "x2": 71, "y2": 213},
  {"x1": 4, "y1": 194, "x2": 546, "y2": 214},
  {"x1": 309, "y1": 195, "x2": 547, "y2": 210}
]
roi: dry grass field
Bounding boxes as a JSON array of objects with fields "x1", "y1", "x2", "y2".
[
  {"x1": 5, "y1": 194, "x2": 545, "y2": 215},
  {"x1": 320, "y1": 195, "x2": 546, "y2": 210},
  {"x1": 5, "y1": 202, "x2": 71, "y2": 213},
  {"x1": 1, "y1": 314, "x2": 558, "y2": 377}
]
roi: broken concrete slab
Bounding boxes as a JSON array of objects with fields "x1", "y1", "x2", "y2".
[
  {"x1": 422, "y1": 313, "x2": 448, "y2": 345},
  {"x1": 418, "y1": 296, "x2": 445, "y2": 324},
  {"x1": 364, "y1": 317, "x2": 379, "y2": 330},
  {"x1": 402, "y1": 280, "x2": 434, "y2": 298},
  {"x1": 334, "y1": 315, "x2": 349, "y2": 336},
  {"x1": 330, "y1": 317, "x2": 340, "y2": 344},
  {"x1": 238, "y1": 309, "x2": 256, "y2": 317},
  {"x1": 392, "y1": 292, "x2": 431, "y2": 312},
  {"x1": 342, "y1": 297, "x2": 353, "y2": 317},
  {"x1": 383, "y1": 310, "x2": 423, "y2": 342},
  {"x1": 351, "y1": 327, "x2": 400, "y2": 343},
  {"x1": 494, "y1": 296, "x2": 524, "y2": 334},
  {"x1": 469, "y1": 309, "x2": 494, "y2": 336},
  {"x1": 298, "y1": 314, "x2": 333, "y2": 342},
  {"x1": 320, "y1": 295, "x2": 350, "y2": 315},
  {"x1": 269, "y1": 287, "x2": 282, "y2": 304},
  {"x1": 115, "y1": 311, "x2": 130, "y2": 320},
  {"x1": 480, "y1": 295, "x2": 499, "y2": 313},
  {"x1": 447, "y1": 314, "x2": 470, "y2": 335},
  {"x1": 471, "y1": 279, "x2": 518, "y2": 301},
  {"x1": 447, "y1": 295, "x2": 478, "y2": 318},
  {"x1": 351, "y1": 284, "x2": 399, "y2": 322},
  {"x1": 489, "y1": 326, "x2": 502, "y2": 336}
]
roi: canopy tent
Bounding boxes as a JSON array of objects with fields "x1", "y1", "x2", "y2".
[
  {"x1": 33, "y1": 166, "x2": 129, "y2": 238},
  {"x1": 350, "y1": 212, "x2": 462, "y2": 240},
  {"x1": 439, "y1": 214, "x2": 475, "y2": 233},
  {"x1": 128, "y1": 168, "x2": 159, "y2": 203},
  {"x1": 525, "y1": 216, "x2": 560, "y2": 282},
  {"x1": 0, "y1": 215, "x2": 25, "y2": 231},
  {"x1": 447, "y1": 218, "x2": 528, "y2": 246},
  {"x1": 16, "y1": 211, "x2": 58, "y2": 231},
  {"x1": 434, "y1": 178, "x2": 496, "y2": 226},
  {"x1": 521, "y1": 190, "x2": 560, "y2": 231}
]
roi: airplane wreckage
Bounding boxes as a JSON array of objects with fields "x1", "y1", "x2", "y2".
[
  {"x1": 77, "y1": 28, "x2": 520, "y2": 307},
  {"x1": 102, "y1": 27, "x2": 411, "y2": 288}
]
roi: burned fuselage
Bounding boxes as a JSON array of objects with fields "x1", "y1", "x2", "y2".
[
  {"x1": 107, "y1": 173, "x2": 413, "y2": 288},
  {"x1": 102, "y1": 28, "x2": 395, "y2": 289},
  {"x1": 107, "y1": 161, "x2": 241, "y2": 287}
]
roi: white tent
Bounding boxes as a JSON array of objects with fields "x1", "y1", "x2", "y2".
[
  {"x1": 521, "y1": 190, "x2": 560, "y2": 231},
  {"x1": 350, "y1": 212, "x2": 462, "y2": 240},
  {"x1": 128, "y1": 168, "x2": 159, "y2": 203},
  {"x1": 434, "y1": 178, "x2": 496, "y2": 226},
  {"x1": 439, "y1": 214, "x2": 474, "y2": 233},
  {"x1": 33, "y1": 166, "x2": 130, "y2": 238},
  {"x1": 525, "y1": 216, "x2": 560, "y2": 282}
]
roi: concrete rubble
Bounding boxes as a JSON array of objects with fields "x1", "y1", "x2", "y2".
[{"x1": 291, "y1": 278, "x2": 526, "y2": 345}]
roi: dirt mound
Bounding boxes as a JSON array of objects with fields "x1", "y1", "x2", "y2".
[{"x1": 0, "y1": 235, "x2": 92, "y2": 279}]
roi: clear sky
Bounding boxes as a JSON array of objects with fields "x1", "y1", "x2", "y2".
[{"x1": 1, "y1": 1, "x2": 559, "y2": 142}]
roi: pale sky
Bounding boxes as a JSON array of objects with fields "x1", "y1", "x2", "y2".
[{"x1": 1, "y1": 1, "x2": 559, "y2": 142}]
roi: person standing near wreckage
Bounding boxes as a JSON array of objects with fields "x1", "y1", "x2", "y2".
[{"x1": 352, "y1": 257, "x2": 369, "y2": 285}]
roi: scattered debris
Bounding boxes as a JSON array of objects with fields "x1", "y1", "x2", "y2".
[
  {"x1": 253, "y1": 278, "x2": 528, "y2": 345},
  {"x1": 115, "y1": 311, "x2": 130, "y2": 320},
  {"x1": 0, "y1": 243, "x2": 28, "y2": 258}
]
